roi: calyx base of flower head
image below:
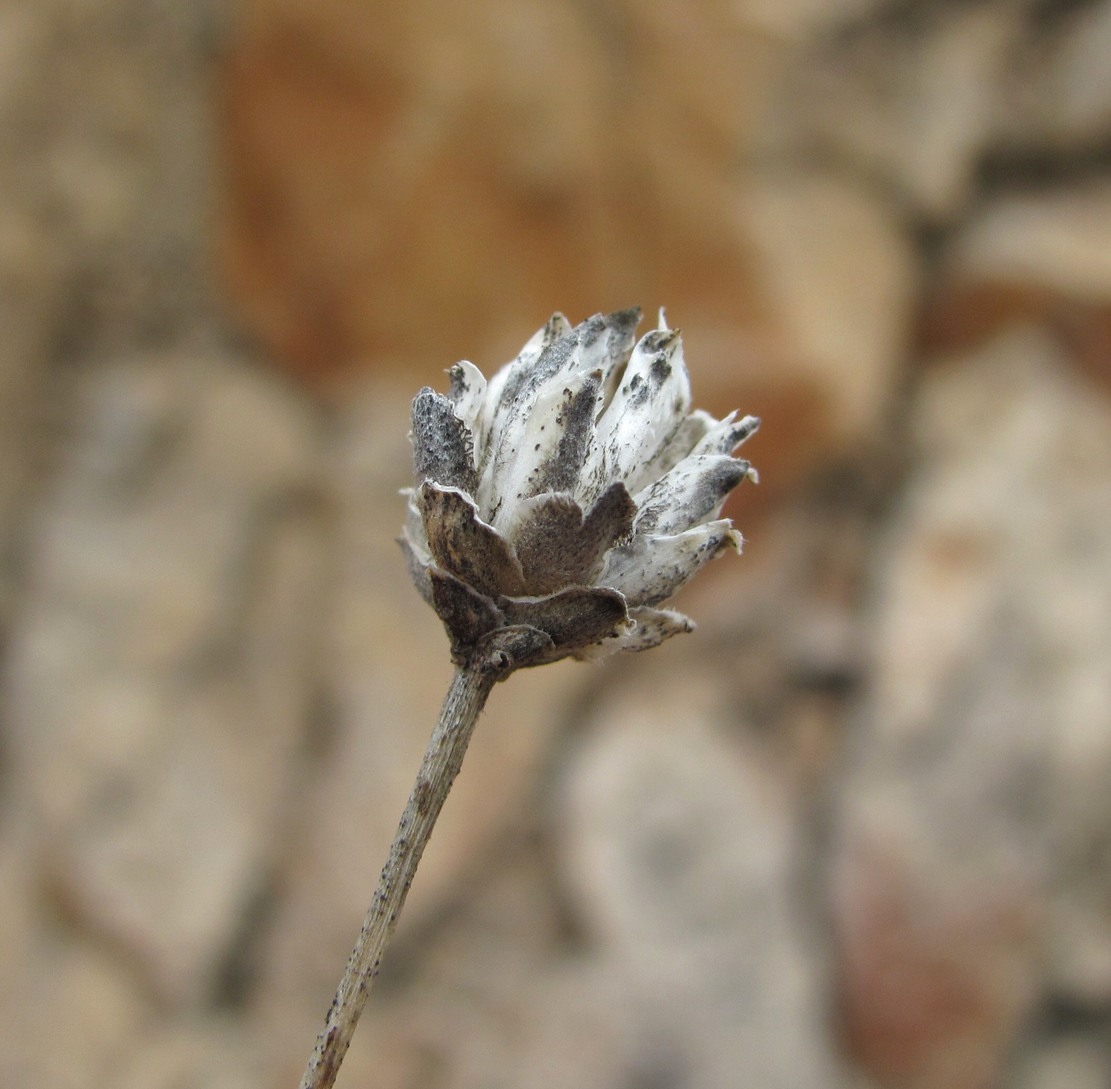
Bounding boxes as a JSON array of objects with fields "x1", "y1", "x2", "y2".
[
  {"x1": 470, "y1": 626, "x2": 556, "y2": 680},
  {"x1": 428, "y1": 566, "x2": 632, "y2": 676}
]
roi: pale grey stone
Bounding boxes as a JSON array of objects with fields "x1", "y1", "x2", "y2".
[
  {"x1": 947, "y1": 182, "x2": 1111, "y2": 304},
  {"x1": 999, "y1": 1, "x2": 1111, "y2": 154},
  {"x1": 1011, "y1": 1035, "x2": 1111, "y2": 1089},
  {"x1": 830, "y1": 326, "x2": 1111, "y2": 1084},
  {"x1": 559, "y1": 673, "x2": 848, "y2": 1089},
  {"x1": 777, "y1": 6, "x2": 1024, "y2": 220}
]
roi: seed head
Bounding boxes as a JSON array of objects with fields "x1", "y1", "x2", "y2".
[{"x1": 402, "y1": 309, "x2": 759, "y2": 675}]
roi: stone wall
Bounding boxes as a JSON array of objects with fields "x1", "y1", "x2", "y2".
[{"x1": 2, "y1": 2, "x2": 1110, "y2": 1087}]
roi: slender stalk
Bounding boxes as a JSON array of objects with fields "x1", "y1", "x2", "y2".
[{"x1": 298, "y1": 663, "x2": 496, "y2": 1089}]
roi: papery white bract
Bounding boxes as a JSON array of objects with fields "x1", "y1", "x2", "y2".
[{"x1": 402, "y1": 309, "x2": 759, "y2": 673}]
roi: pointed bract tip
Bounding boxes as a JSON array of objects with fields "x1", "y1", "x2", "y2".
[{"x1": 608, "y1": 306, "x2": 643, "y2": 332}]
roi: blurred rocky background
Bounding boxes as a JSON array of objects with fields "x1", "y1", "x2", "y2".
[{"x1": 2, "y1": 1, "x2": 1110, "y2": 1087}]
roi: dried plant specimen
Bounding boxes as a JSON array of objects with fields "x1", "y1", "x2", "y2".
[{"x1": 300, "y1": 309, "x2": 759, "y2": 1089}]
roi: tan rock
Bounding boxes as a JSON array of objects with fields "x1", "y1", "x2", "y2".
[
  {"x1": 735, "y1": 170, "x2": 915, "y2": 452},
  {"x1": 4, "y1": 349, "x2": 324, "y2": 1004},
  {"x1": 0, "y1": 845, "x2": 148, "y2": 1089},
  {"x1": 114, "y1": 1022, "x2": 257, "y2": 1089},
  {"x1": 735, "y1": 0, "x2": 887, "y2": 40}
]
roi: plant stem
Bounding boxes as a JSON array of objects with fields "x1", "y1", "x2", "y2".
[{"x1": 298, "y1": 663, "x2": 496, "y2": 1089}]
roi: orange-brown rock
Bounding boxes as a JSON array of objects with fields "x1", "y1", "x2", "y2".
[{"x1": 218, "y1": 0, "x2": 770, "y2": 388}]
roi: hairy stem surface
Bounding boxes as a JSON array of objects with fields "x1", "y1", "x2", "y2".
[{"x1": 298, "y1": 664, "x2": 496, "y2": 1089}]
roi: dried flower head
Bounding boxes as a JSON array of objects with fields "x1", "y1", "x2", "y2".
[{"x1": 402, "y1": 308, "x2": 759, "y2": 675}]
